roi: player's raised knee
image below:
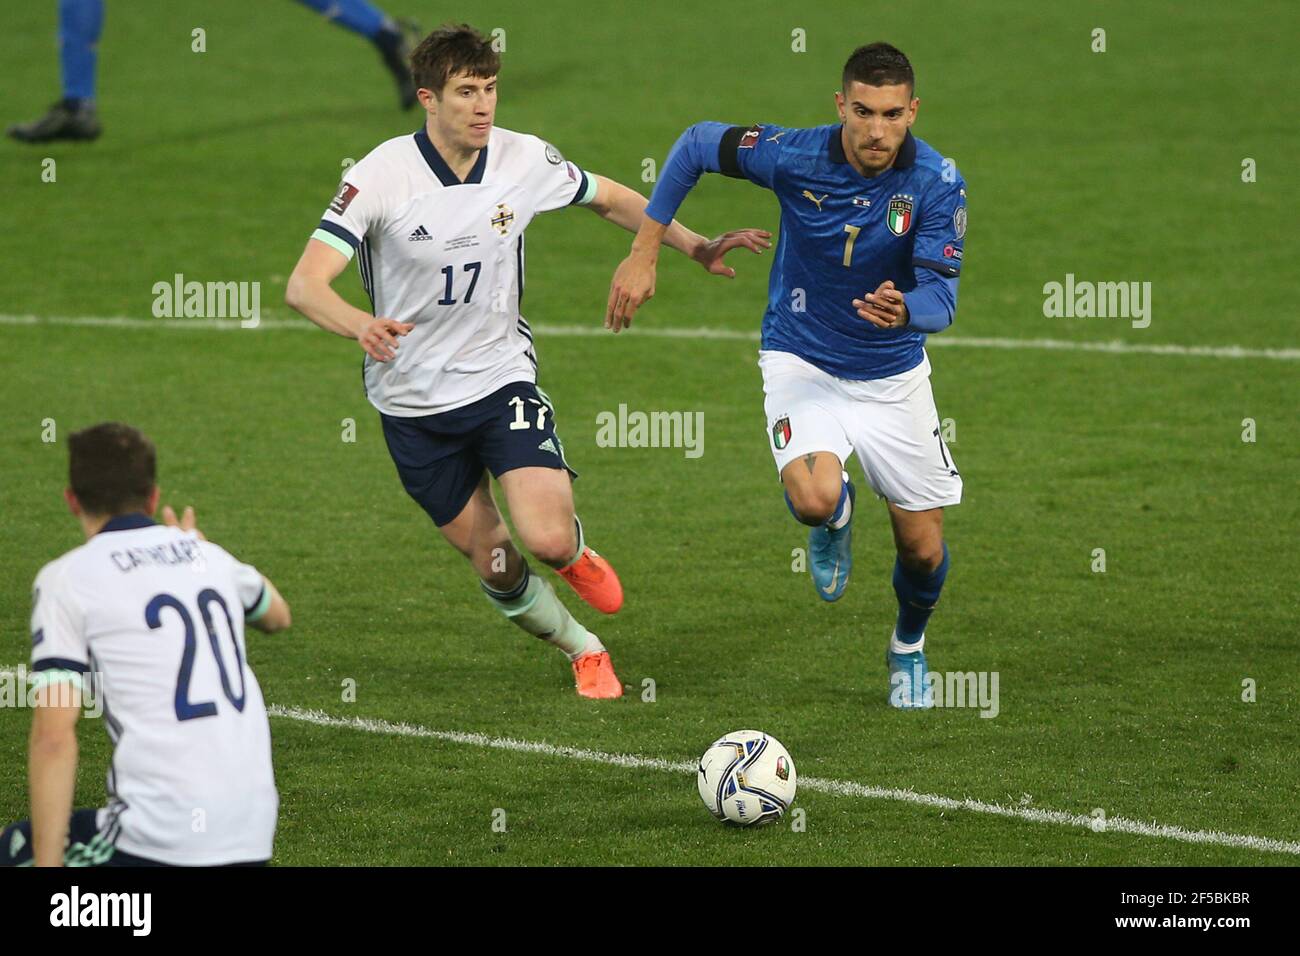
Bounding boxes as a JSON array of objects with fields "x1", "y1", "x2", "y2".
[
  {"x1": 521, "y1": 526, "x2": 579, "y2": 568},
  {"x1": 786, "y1": 486, "x2": 840, "y2": 526}
]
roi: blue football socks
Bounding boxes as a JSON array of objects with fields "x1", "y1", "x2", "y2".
[{"x1": 893, "y1": 542, "x2": 950, "y2": 644}]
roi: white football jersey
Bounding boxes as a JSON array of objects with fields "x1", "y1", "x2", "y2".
[
  {"x1": 29, "y1": 514, "x2": 278, "y2": 866},
  {"x1": 312, "y1": 125, "x2": 598, "y2": 417}
]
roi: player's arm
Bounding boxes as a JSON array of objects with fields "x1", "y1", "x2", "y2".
[
  {"x1": 27, "y1": 564, "x2": 91, "y2": 867},
  {"x1": 160, "y1": 505, "x2": 291, "y2": 633},
  {"x1": 247, "y1": 577, "x2": 291, "y2": 633},
  {"x1": 28, "y1": 680, "x2": 82, "y2": 867},
  {"x1": 607, "y1": 121, "x2": 775, "y2": 331},
  {"x1": 854, "y1": 270, "x2": 958, "y2": 332},
  {"x1": 285, "y1": 239, "x2": 413, "y2": 362},
  {"x1": 856, "y1": 176, "x2": 966, "y2": 332},
  {"x1": 584, "y1": 174, "x2": 769, "y2": 278}
]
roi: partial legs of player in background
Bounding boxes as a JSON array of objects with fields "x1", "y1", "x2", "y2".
[
  {"x1": 293, "y1": 0, "x2": 420, "y2": 109},
  {"x1": 438, "y1": 469, "x2": 624, "y2": 699},
  {"x1": 8, "y1": 0, "x2": 420, "y2": 144},
  {"x1": 8, "y1": 0, "x2": 104, "y2": 143}
]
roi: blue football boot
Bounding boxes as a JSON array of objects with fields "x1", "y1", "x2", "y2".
[
  {"x1": 808, "y1": 480, "x2": 855, "y2": 602},
  {"x1": 887, "y1": 640, "x2": 933, "y2": 709}
]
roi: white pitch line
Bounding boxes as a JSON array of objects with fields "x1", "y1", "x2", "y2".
[
  {"x1": 267, "y1": 703, "x2": 1300, "y2": 857},
  {"x1": 2, "y1": 313, "x2": 1298, "y2": 361},
  {"x1": 1, "y1": 662, "x2": 1294, "y2": 856}
]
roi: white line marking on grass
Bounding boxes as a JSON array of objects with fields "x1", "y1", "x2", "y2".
[
  {"x1": 0, "y1": 663, "x2": 1292, "y2": 856},
  {"x1": 268, "y1": 703, "x2": 1300, "y2": 857},
  {"x1": 3, "y1": 313, "x2": 1298, "y2": 361}
]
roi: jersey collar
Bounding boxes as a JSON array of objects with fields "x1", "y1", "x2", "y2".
[
  {"x1": 828, "y1": 126, "x2": 917, "y2": 172},
  {"x1": 97, "y1": 513, "x2": 157, "y2": 534},
  {"x1": 414, "y1": 128, "x2": 488, "y2": 186}
]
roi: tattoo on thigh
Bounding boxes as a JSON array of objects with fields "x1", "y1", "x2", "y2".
[{"x1": 802, "y1": 453, "x2": 818, "y2": 475}]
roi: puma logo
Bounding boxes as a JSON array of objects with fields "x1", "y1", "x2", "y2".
[{"x1": 802, "y1": 190, "x2": 829, "y2": 211}]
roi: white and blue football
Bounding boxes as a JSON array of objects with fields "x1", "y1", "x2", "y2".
[{"x1": 697, "y1": 730, "x2": 797, "y2": 826}]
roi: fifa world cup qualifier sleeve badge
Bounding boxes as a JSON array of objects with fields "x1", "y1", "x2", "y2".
[{"x1": 772, "y1": 416, "x2": 792, "y2": 450}]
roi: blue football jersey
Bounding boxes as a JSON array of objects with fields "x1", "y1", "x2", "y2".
[{"x1": 718, "y1": 124, "x2": 966, "y2": 380}]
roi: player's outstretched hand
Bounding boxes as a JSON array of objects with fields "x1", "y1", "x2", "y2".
[
  {"x1": 161, "y1": 505, "x2": 206, "y2": 541},
  {"x1": 606, "y1": 252, "x2": 657, "y2": 334},
  {"x1": 358, "y1": 317, "x2": 414, "y2": 362},
  {"x1": 854, "y1": 280, "x2": 909, "y2": 329},
  {"x1": 692, "y1": 229, "x2": 773, "y2": 278}
]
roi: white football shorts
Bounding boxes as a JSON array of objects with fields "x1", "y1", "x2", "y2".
[{"x1": 759, "y1": 349, "x2": 962, "y2": 511}]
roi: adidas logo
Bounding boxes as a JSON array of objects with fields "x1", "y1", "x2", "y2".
[
  {"x1": 408, "y1": 225, "x2": 433, "y2": 241},
  {"x1": 538, "y1": 438, "x2": 558, "y2": 456}
]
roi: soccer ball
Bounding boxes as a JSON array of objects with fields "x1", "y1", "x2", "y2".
[{"x1": 696, "y1": 730, "x2": 797, "y2": 826}]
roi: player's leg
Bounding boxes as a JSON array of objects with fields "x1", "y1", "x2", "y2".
[
  {"x1": 496, "y1": 466, "x2": 620, "y2": 610},
  {"x1": 380, "y1": 398, "x2": 621, "y2": 699},
  {"x1": 493, "y1": 466, "x2": 623, "y2": 698},
  {"x1": 438, "y1": 474, "x2": 609, "y2": 669},
  {"x1": 760, "y1": 351, "x2": 856, "y2": 601},
  {"x1": 8, "y1": 0, "x2": 104, "y2": 143},
  {"x1": 0, "y1": 819, "x2": 36, "y2": 866},
  {"x1": 0, "y1": 808, "x2": 115, "y2": 866},
  {"x1": 846, "y1": 358, "x2": 961, "y2": 708},
  {"x1": 780, "y1": 450, "x2": 846, "y2": 526},
  {"x1": 886, "y1": 503, "x2": 949, "y2": 705},
  {"x1": 496, "y1": 465, "x2": 579, "y2": 568},
  {"x1": 379, "y1": 414, "x2": 586, "y2": 669},
  {"x1": 292, "y1": 0, "x2": 418, "y2": 109},
  {"x1": 480, "y1": 384, "x2": 623, "y2": 615},
  {"x1": 480, "y1": 383, "x2": 622, "y2": 697},
  {"x1": 435, "y1": 470, "x2": 527, "y2": 588}
]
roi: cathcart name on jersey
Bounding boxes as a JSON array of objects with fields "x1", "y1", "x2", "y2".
[
  {"x1": 151, "y1": 273, "x2": 261, "y2": 328},
  {"x1": 1042, "y1": 273, "x2": 1152, "y2": 329},
  {"x1": 109, "y1": 538, "x2": 205, "y2": 573},
  {"x1": 1, "y1": 665, "x2": 104, "y2": 719},
  {"x1": 595, "y1": 405, "x2": 704, "y2": 459}
]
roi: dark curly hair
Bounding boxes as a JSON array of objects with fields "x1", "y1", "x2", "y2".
[{"x1": 842, "y1": 42, "x2": 914, "y2": 94}]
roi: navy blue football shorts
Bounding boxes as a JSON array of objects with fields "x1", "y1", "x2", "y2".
[
  {"x1": 0, "y1": 810, "x2": 267, "y2": 867},
  {"x1": 380, "y1": 381, "x2": 578, "y2": 527}
]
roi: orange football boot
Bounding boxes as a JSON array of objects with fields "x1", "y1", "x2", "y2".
[
  {"x1": 556, "y1": 547, "x2": 624, "y2": 614},
  {"x1": 572, "y1": 650, "x2": 624, "y2": 699}
]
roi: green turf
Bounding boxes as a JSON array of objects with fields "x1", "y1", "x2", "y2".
[{"x1": 1, "y1": 0, "x2": 1297, "y2": 866}]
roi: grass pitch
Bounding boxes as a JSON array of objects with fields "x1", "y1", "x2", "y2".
[{"x1": 1, "y1": 0, "x2": 1296, "y2": 865}]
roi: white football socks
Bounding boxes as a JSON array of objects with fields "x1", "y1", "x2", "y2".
[
  {"x1": 890, "y1": 629, "x2": 925, "y2": 654},
  {"x1": 827, "y1": 471, "x2": 853, "y2": 530},
  {"x1": 484, "y1": 568, "x2": 603, "y2": 661}
]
